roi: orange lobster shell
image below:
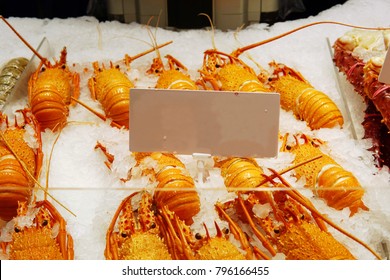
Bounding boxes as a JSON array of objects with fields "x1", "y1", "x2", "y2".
[
  {"x1": 0, "y1": 109, "x2": 43, "y2": 221},
  {"x1": 28, "y1": 47, "x2": 80, "y2": 131}
]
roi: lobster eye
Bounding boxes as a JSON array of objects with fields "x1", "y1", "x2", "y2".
[
  {"x1": 150, "y1": 222, "x2": 156, "y2": 229},
  {"x1": 121, "y1": 232, "x2": 128, "y2": 238},
  {"x1": 155, "y1": 69, "x2": 159, "y2": 73},
  {"x1": 195, "y1": 233, "x2": 202, "y2": 240},
  {"x1": 216, "y1": 64, "x2": 220, "y2": 68},
  {"x1": 41, "y1": 67, "x2": 46, "y2": 72},
  {"x1": 115, "y1": 65, "x2": 120, "y2": 69},
  {"x1": 14, "y1": 227, "x2": 21, "y2": 233},
  {"x1": 42, "y1": 220, "x2": 48, "y2": 227},
  {"x1": 61, "y1": 65, "x2": 66, "y2": 69},
  {"x1": 223, "y1": 228, "x2": 229, "y2": 234},
  {"x1": 285, "y1": 145, "x2": 291, "y2": 150},
  {"x1": 274, "y1": 229, "x2": 280, "y2": 234}
]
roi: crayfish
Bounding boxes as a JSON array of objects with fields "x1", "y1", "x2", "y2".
[
  {"x1": 265, "y1": 62, "x2": 344, "y2": 130},
  {"x1": 0, "y1": 57, "x2": 29, "y2": 109},
  {"x1": 1, "y1": 16, "x2": 80, "y2": 131},
  {"x1": 105, "y1": 191, "x2": 172, "y2": 260},
  {"x1": 0, "y1": 109, "x2": 43, "y2": 222},
  {"x1": 197, "y1": 48, "x2": 269, "y2": 93},
  {"x1": 158, "y1": 204, "x2": 261, "y2": 260},
  {"x1": 214, "y1": 156, "x2": 380, "y2": 259},
  {"x1": 280, "y1": 133, "x2": 368, "y2": 216},
  {"x1": 333, "y1": 29, "x2": 390, "y2": 168},
  {"x1": 147, "y1": 54, "x2": 198, "y2": 90},
  {"x1": 0, "y1": 199, "x2": 74, "y2": 259},
  {"x1": 83, "y1": 41, "x2": 172, "y2": 129}
]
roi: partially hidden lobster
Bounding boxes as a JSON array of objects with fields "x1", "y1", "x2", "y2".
[
  {"x1": 132, "y1": 152, "x2": 201, "y2": 225},
  {"x1": 214, "y1": 156, "x2": 380, "y2": 259},
  {"x1": 265, "y1": 62, "x2": 344, "y2": 130},
  {"x1": 0, "y1": 199, "x2": 74, "y2": 259},
  {"x1": 105, "y1": 191, "x2": 172, "y2": 260},
  {"x1": 83, "y1": 41, "x2": 173, "y2": 129},
  {"x1": 280, "y1": 133, "x2": 368, "y2": 216},
  {"x1": 144, "y1": 18, "x2": 198, "y2": 90},
  {"x1": 95, "y1": 143, "x2": 201, "y2": 226},
  {"x1": 147, "y1": 54, "x2": 198, "y2": 90},
  {"x1": 1, "y1": 16, "x2": 80, "y2": 131},
  {"x1": 158, "y1": 204, "x2": 260, "y2": 260},
  {"x1": 220, "y1": 21, "x2": 390, "y2": 130},
  {"x1": 333, "y1": 29, "x2": 390, "y2": 168},
  {"x1": 0, "y1": 57, "x2": 29, "y2": 109},
  {"x1": 197, "y1": 49, "x2": 269, "y2": 92},
  {"x1": 0, "y1": 109, "x2": 43, "y2": 222}
]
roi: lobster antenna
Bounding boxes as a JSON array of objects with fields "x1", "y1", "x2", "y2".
[
  {"x1": 0, "y1": 16, "x2": 48, "y2": 66},
  {"x1": 231, "y1": 20, "x2": 390, "y2": 58},
  {"x1": 70, "y1": 97, "x2": 123, "y2": 129},
  {"x1": 128, "y1": 40, "x2": 173, "y2": 61},
  {"x1": 145, "y1": 15, "x2": 165, "y2": 71},
  {"x1": 233, "y1": 26, "x2": 267, "y2": 73},
  {"x1": 199, "y1": 13, "x2": 217, "y2": 50},
  {"x1": 44, "y1": 123, "x2": 66, "y2": 200}
]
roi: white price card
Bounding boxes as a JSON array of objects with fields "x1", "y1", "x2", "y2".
[
  {"x1": 379, "y1": 48, "x2": 390, "y2": 84},
  {"x1": 129, "y1": 88, "x2": 280, "y2": 158}
]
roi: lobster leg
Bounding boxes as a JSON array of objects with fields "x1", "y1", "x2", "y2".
[
  {"x1": 215, "y1": 202, "x2": 271, "y2": 259},
  {"x1": 268, "y1": 169, "x2": 382, "y2": 260}
]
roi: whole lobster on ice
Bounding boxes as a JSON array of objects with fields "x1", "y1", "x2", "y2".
[
  {"x1": 1, "y1": 16, "x2": 80, "y2": 131},
  {"x1": 81, "y1": 41, "x2": 172, "y2": 129},
  {"x1": 280, "y1": 133, "x2": 368, "y2": 216}
]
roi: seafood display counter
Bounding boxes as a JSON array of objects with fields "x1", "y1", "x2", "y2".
[{"x1": 0, "y1": 0, "x2": 390, "y2": 260}]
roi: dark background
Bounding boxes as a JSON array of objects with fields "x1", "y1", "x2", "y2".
[{"x1": 0, "y1": 0, "x2": 348, "y2": 27}]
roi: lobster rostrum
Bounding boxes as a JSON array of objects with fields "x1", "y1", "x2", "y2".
[
  {"x1": 280, "y1": 133, "x2": 368, "y2": 216},
  {"x1": 105, "y1": 191, "x2": 172, "y2": 260},
  {"x1": 0, "y1": 199, "x2": 74, "y2": 259},
  {"x1": 214, "y1": 157, "x2": 380, "y2": 259},
  {"x1": 0, "y1": 57, "x2": 29, "y2": 108},
  {"x1": 1, "y1": 16, "x2": 80, "y2": 131},
  {"x1": 0, "y1": 109, "x2": 43, "y2": 222}
]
